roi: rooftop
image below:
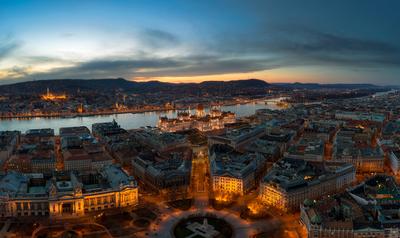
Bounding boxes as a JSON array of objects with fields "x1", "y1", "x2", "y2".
[
  {"x1": 92, "y1": 120, "x2": 127, "y2": 137},
  {"x1": 286, "y1": 137, "x2": 324, "y2": 157},
  {"x1": 133, "y1": 151, "x2": 192, "y2": 180},
  {"x1": 209, "y1": 144, "x2": 263, "y2": 179},
  {"x1": 59, "y1": 126, "x2": 91, "y2": 137},
  {"x1": 0, "y1": 164, "x2": 136, "y2": 198},
  {"x1": 303, "y1": 175, "x2": 400, "y2": 231},
  {"x1": 25, "y1": 128, "x2": 54, "y2": 137},
  {"x1": 263, "y1": 157, "x2": 354, "y2": 192}
]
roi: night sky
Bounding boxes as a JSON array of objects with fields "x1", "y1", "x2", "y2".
[{"x1": 0, "y1": 0, "x2": 399, "y2": 85}]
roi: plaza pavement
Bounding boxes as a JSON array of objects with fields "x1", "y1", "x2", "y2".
[{"x1": 146, "y1": 195, "x2": 281, "y2": 238}]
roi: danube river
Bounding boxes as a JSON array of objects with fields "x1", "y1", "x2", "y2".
[{"x1": 0, "y1": 101, "x2": 283, "y2": 134}]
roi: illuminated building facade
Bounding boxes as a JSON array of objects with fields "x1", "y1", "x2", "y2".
[
  {"x1": 209, "y1": 144, "x2": 266, "y2": 195},
  {"x1": 158, "y1": 105, "x2": 235, "y2": 132},
  {"x1": 260, "y1": 158, "x2": 355, "y2": 212},
  {"x1": 0, "y1": 165, "x2": 138, "y2": 218},
  {"x1": 212, "y1": 176, "x2": 248, "y2": 195},
  {"x1": 41, "y1": 87, "x2": 67, "y2": 100}
]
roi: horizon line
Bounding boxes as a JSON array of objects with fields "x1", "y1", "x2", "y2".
[{"x1": 0, "y1": 77, "x2": 397, "y2": 87}]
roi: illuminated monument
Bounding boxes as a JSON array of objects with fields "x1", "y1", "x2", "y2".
[
  {"x1": 41, "y1": 87, "x2": 67, "y2": 101},
  {"x1": 158, "y1": 104, "x2": 236, "y2": 132}
]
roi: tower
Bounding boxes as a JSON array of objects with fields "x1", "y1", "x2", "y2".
[
  {"x1": 196, "y1": 104, "x2": 205, "y2": 117},
  {"x1": 77, "y1": 103, "x2": 84, "y2": 113}
]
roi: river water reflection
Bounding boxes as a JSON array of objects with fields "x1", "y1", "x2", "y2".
[{"x1": 0, "y1": 100, "x2": 284, "y2": 133}]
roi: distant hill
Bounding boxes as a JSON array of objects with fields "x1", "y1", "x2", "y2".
[
  {"x1": 0, "y1": 78, "x2": 270, "y2": 94},
  {"x1": 274, "y1": 82, "x2": 382, "y2": 90},
  {"x1": 0, "y1": 78, "x2": 137, "y2": 93},
  {"x1": 0, "y1": 78, "x2": 387, "y2": 95}
]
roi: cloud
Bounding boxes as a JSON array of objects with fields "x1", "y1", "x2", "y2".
[
  {"x1": 0, "y1": 37, "x2": 20, "y2": 61},
  {"x1": 139, "y1": 28, "x2": 180, "y2": 49},
  {"x1": 279, "y1": 26, "x2": 397, "y2": 54},
  {"x1": 7, "y1": 66, "x2": 30, "y2": 77},
  {"x1": 22, "y1": 56, "x2": 74, "y2": 65},
  {"x1": 132, "y1": 56, "x2": 281, "y2": 77},
  {"x1": 0, "y1": 66, "x2": 31, "y2": 83},
  {"x1": 7, "y1": 55, "x2": 280, "y2": 81},
  {"x1": 60, "y1": 33, "x2": 75, "y2": 38},
  {"x1": 9, "y1": 57, "x2": 184, "y2": 80},
  {"x1": 210, "y1": 25, "x2": 400, "y2": 68},
  {"x1": 76, "y1": 58, "x2": 183, "y2": 71},
  {"x1": 2, "y1": 25, "x2": 399, "y2": 84},
  {"x1": 270, "y1": 26, "x2": 400, "y2": 67}
]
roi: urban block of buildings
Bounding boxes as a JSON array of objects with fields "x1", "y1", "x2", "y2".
[
  {"x1": 209, "y1": 144, "x2": 267, "y2": 195},
  {"x1": 91, "y1": 120, "x2": 136, "y2": 165},
  {"x1": 285, "y1": 137, "x2": 325, "y2": 161},
  {"x1": 259, "y1": 157, "x2": 356, "y2": 212},
  {"x1": 132, "y1": 151, "x2": 192, "y2": 195},
  {"x1": 301, "y1": 175, "x2": 400, "y2": 238},
  {"x1": 61, "y1": 126, "x2": 113, "y2": 171},
  {"x1": 0, "y1": 131, "x2": 20, "y2": 169},
  {"x1": 335, "y1": 111, "x2": 386, "y2": 123},
  {"x1": 132, "y1": 128, "x2": 188, "y2": 151},
  {"x1": 333, "y1": 127, "x2": 384, "y2": 173},
  {"x1": 6, "y1": 129, "x2": 57, "y2": 174}
]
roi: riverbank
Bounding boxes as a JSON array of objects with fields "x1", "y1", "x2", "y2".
[
  {"x1": 0, "y1": 97, "x2": 282, "y2": 120},
  {"x1": 0, "y1": 99, "x2": 285, "y2": 133},
  {"x1": 0, "y1": 107, "x2": 172, "y2": 120}
]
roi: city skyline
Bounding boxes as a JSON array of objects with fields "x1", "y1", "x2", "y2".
[
  {"x1": 1, "y1": 0, "x2": 400, "y2": 85},
  {"x1": 2, "y1": 2, "x2": 400, "y2": 237}
]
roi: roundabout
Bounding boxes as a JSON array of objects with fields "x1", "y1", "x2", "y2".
[{"x1": 148, "y1": 201, "x2": 277, "y2": 238}]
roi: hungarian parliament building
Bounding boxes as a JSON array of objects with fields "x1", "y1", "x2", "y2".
[{"x1": 158, "y1": 105, "x2": 236, "y2": 132}]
